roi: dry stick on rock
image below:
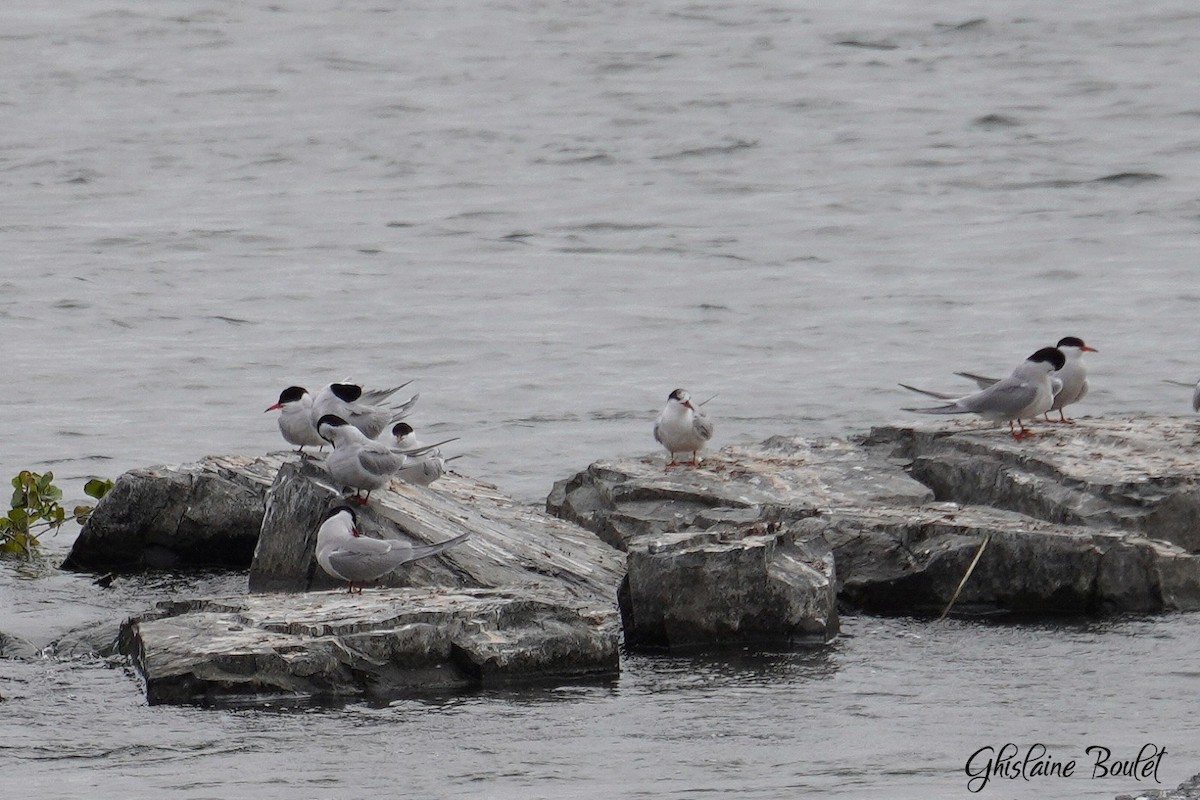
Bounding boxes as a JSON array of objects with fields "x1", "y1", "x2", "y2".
[{"x1": 938, "y1": 535, "x2": 991, "y2": 622}]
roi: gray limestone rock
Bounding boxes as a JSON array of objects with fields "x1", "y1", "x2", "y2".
[
  {"x1": 61, "y1": 455, "x2": 276, "y2": 572},
  {"x1": 868, "y1": 417, "x2": 1200, "y2": 551},
  {"x1": 119, "y1": 589, "x2": 619, "y2": 706},
  {"x1": 550, "y1": 424, "x2": 1200, "y2": 618},
  {"x1": 111, "y1": 452, "x2": 626, "y2": 705},
  {"x1": 619, "y1": 526, "x2": 838, "y2": 650}
]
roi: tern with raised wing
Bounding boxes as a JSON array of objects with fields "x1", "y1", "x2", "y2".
[{"x1": 311, "y1": 381, "x2": 419, "y2": 440}]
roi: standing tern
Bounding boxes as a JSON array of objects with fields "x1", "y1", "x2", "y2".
[
  {"x1": 653, "y1": 388, "x2": 714, "y2": 467},
  {"x1": 265, "y1": 386, "x2": 325, "y2": 453},
  {"x1": 903, "y1": 347, "x2": 1066, "y2": 439},
  {"x1": 315, "y1": 505, "x2": 469, "y2": 593},
  {"x1": 953, "y1": 337, "x2": 1097, "y2": 423},
  {"x1": 311, "y1": 381, "x2": 419, "y2": 440},
  {"x1": 317, "y1": 414, "x2": 455, "y2": 503}
]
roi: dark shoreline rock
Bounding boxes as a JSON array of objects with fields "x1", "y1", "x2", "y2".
[{"x1": 61, "y1": 455, "x2": 276, "y2": 572}]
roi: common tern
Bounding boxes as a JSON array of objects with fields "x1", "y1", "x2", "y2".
[
  {"x1": 317, "y1": 414, "x2": 454, "y2": 503},
  {"x1": 389, "y1": 423, "x2": 448, "y2": 486},
  {"x1": 265, "y1": 386, "x2": 326, "y2": 453},
  {"x1": 315, "y1": 505, "x2": 469, "y2": 593},
  {"x1": 311, "y1": 381, "x2": 419, "y2": 440},
  {"x1": 653, "y1": 388, "x2": 714, "y2": 467},
  {"x1": 903, "y1": 347, "x2": 1066, "y2": 439},
  {"x1": 953, "y1": 337, "x2": 1097, "y2": 423},
  {"x1": 390, "y1": 422, "x2": 440, "y2": 457}
]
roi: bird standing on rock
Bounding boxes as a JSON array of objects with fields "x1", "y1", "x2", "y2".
[
  {"x1": 953, "y1": 336, "x2": 1097, "y2": 423},
  {"x1": 903, "y1": 346, "x2": 1066, "y2": 440},
  {"x1": 653, "y1": 388, "x2": 714, "y2": 467},
  {"x1": 311, "y1": 381, "x2": 419, "y2": 440},
  {"x1": 317, "y1": 414, "x2": 452, "y2": 503},
  {"x1": 315, "y1": 505, "x2": 469, "y2": 593},
  {"x1": 265, "y1": 386, "x2": 325, "y2": 453}
]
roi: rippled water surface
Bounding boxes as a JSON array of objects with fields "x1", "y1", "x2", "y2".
[{"x1": 3, "y1": 1, "x2": 1200, "y2": 797}]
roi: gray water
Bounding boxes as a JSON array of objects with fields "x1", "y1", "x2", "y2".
[{"x1": 2, "y1": 1, "x2": 1199, "y2": 797}]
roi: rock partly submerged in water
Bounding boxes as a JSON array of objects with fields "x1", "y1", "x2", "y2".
[
  {"x1": 549, "y1": 417, "x2": 1200, "y2": 618},
  {"x1": 61, "y1": 455, "x2": 274, "y2": 572},
  {"x1": 114, "y1": 453, "x2": 626, "y2": 705},
  {"x1": 61, "y1": 415, "x2": 1200, "y2": 705}
]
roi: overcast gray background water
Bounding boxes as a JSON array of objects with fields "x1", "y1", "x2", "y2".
[{"x1": 2, "y1": 1, "x2": 1199, "y2": 797}]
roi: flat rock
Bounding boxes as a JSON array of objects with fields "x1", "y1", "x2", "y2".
[
  {"x1": 870, "y1": 416, "x2": 1200, "y2": 551},
  {"x1": 549, "y1": 420, "x2": 1200, "y2": 617},
  {"x1": 109, "y1": 451, "x2": 626, "y2": 705},
  {"x1": 120, "y1": 588, "x2": 619, "y2": 706}
]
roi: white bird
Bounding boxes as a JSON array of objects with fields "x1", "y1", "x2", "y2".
[
  {"x1": 317, "y1": 414, "x2": 452, "y2": 503},
  {"x1": 389, "y1": 423, "x2": 448, "y2": 487},
  {"x1": 953, "y1": 337, "x2": 1097, "y2": 423},
  {"x1": 311, "y1": 381, "x2": 419, "y2": 440},
  {"x1": 903, "y1": 347, "x2": 1066, "y2": 440},
  {"x1": 653, "y1": 388, "x2": 714, "y2": 467},
  {"x1": 390, "y1": 422, "x2": 440, "y2": 457},
  {"x1": 315, "y1": 505, "x2": 469, "y2": 593},
  {"x1": 265, "y1": 386, "x2": 325, "y2": 453}
]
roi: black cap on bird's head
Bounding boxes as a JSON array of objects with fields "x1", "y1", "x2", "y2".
[
  {"x1": 278, "y1": 386, "x2": 307, "y2": 404},
  {"x1": 316, "y1": 414, "x2": 349, "y2": 444},
  {"x1": 329, "y1": 383, "x2": 363, "y2": 402},
  {"x1": 266, "y1": 385, "x2": 310, "y2": 412},
  {"x1": 1056, "y1": 336, "x2": 1097, "y2": 353},
  {"x1": 392, "y1": 422, "x2": 414, "y2": 437},
  {"x1": 1028, "y1": 347, "x2": 1067, "y2": 371}
]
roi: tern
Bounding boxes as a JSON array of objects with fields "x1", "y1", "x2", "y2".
[
  {"x1": 265, "y1": 386, "x2": 325, "y2": 453},
  {"x1": 953, "y1": 337, "x2": 1097, "y2": 423},
  {"x1": 317, "y1": 414, "x2": 454, "y2": 503},
  {"x1": 653, "y1": 388, "x2": 714, "y2": 467},
  {"x1": 315, "y1": 505, "x2": 469, "y2": 593},
  {"x1": 311, "y1": 381, "x2": 419, "y2": 440},
  {"x1": 389, "y1": 423, "x2": 449, "y2": 486},
  {"x1": 903, "y1": 347, "x2": 1066, "y2": 439}
]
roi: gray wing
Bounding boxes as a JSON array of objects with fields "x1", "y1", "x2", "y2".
[
  {"x1": 401, "y1": 532, "x2": 470, "y2": 563},
  {"x1": 957, "y1": 377, "x2": 1038, "y2": 416},
  {"x1": 652, "y1": 419, "x2": 664, "y2": 445},
  {"x1": 899, "y1": 383, "x2": 960, "y2": 401},
  {"x1": 386, "y1": 392, "x2": 420, "y2": 421},
  {"x1": 359, "y1": 381, "x2": 413, "y2": 404},
  {"x1": 1193, "y1": 381, "x2": 1200, "y2": 412},
  {"x1": 357, "y1": 442, "x2": 403, "y2": 477},
  {"x1": 324, "y1": 537, "x2": 401, "y2": 582},
  {"x1": 693, "y1": 411, "x2": 714, "y2": 441},
  {"x1": 954, "y1": 371, "x2": 1001, "y2": 390}
]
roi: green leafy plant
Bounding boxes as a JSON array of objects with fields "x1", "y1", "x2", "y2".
[{"x1": 0, "y1": 471, "x2": 113, "y2": 558}]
